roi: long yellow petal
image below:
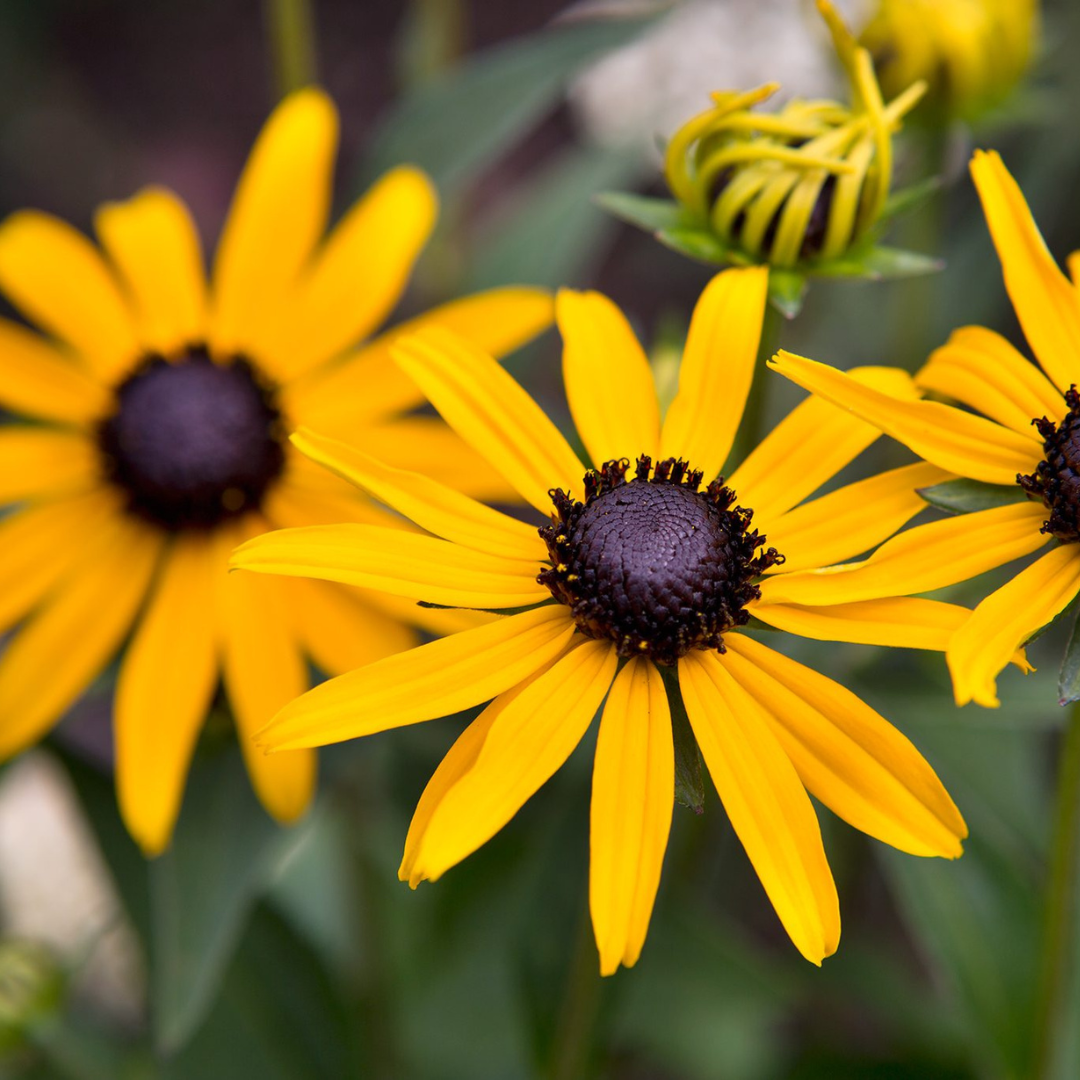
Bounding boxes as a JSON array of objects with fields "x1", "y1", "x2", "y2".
[
  {"x1": 0, "y1": 428, "x2": 100, "y2": 503},
  {"x1": 409, "y1": 640, "x2": 618, "y2": 883},
  {"x1": 918, "y1": 325, "x2": 1064, "y2": 437},
  {"x1": 0, "y1": 489, "x2": 124, "y2": 632},
  {"x1": 765, "y1": 462, "x2": 951, "y2": 574},
  {"x1": 660, "y1": 266, "x2": 769, "y2": 480},
  {"x1": 759, "y1": 500, "x2": 1050, "y2": 606},
  {"x1": 948, "y1": 544, "x2": 1080, "y2": 708},
  {"x1": 770, "y1": 351, "x2": 1041, "y2": 484},
  {"x1": 289, "y1": 578, "x2": 417, "y2": 677},
  {"x1": 221, "y1": 522, "x2": 315, "y2": 824},
  {"x1": 256, "y1": 166, "x2": 438, "y2": 380},
  {"x1": 282, "y1": 286, "x2": 554, "y2": 424},
  {"x1": 211, "y1": 89, "x2": 337, "y2": 360},
  {"x1": 115, "y1": 534, "x2": 219, "y2": 857},
  {"x1": 0, "y1": 514, "x2": 162, "y2": 760},
  {"x1": 722, "y1": 636, "x2": 967, "y2": 858},
  {"x1": 0, "y1": 211, "x2": 138, "y2": 381},
  {"x1": 679, "y1": 650, "x2": 840, "y2": 965},
  {"x1": 392, "y1": 328, "x2": 585, "y2": 513},
  {"x1": 95, "y1": 187, "x2": 208, "y2": 356},
  {"x1": 230, "y1": 523, "x2": 547, "y2": 608},
  {"x1": 590, "y1": 657, "x2": 673, "y2": 976},
  {"x1": 0, "y1": 318, "x2": 109, "y2": 423},
  {"x1": 970, "y1": 150, "x2": 1080, "y2": 393},
  {"x1": 557, "y1": 289, "x2": 660, "y2": 466},
  {"x1": 728, "y1": 366, "x2": 918, "y2": 525},
  {"x1": 258, "y1": 604, "x2": 577, "y2": 751},
  {"x1": 291, "y1": 427, "x2": 542, "y2": 561}
]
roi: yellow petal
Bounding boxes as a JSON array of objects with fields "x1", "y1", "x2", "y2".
[
  {"x1": 948, "y1": 544, "x2": 1080, "y2": 708},
  {"x1": 282, "y1": 286, "x2": 554, "y2": 424},
  {"x1": 0, "y1": 428, "x2": 100, "y2": 503},
  {"x1": 0, "y1": 211, "x2": 138, "y2": 381},
  {"x1": 660, "y1": 266, "x2": 769, "y2": 479},
  {"x1": 1069, "y1": 250, "x2": 1080, "y2": 295},
  {"x1": 115, "y1": 533, "x2": 219, "y2": 857},
  {"x1": 289, "y1": 578, "x2": 418, "y2": 677},
  {"x1": 95, "y1": 187, "x2": 208, "y2": 356},
  {"x1": 722, "y1": 636, "x2": 967, "y2": 858},
  {"x1": 0, "y1": 489, "x2": 124, "y2": 632},
  {"x1": 0, "y1": 318, "x2": 109, "y2": 423},
  {"x1": 759, "y1": 500, "x2": 1050, "y2": 606},
  {"x1": 765, "y1": 462, "x2": 951, "y2": 574},
  {"x1": 970, "y1": 150, "x2": 1080, "y2": 394},
  {"x1": 679, "y1": 650, "x2": 840, "y2": 965},
  {"x1": 556, "y1": 289, "x2": 660, "y2": 466},
  {"x1": 409, "y1": 639, "x2": 618, "y2": 883},
  {"x1": 256, "y1": 166, "x2": 438, "y2": 380},
  {"x1": 590, "y1": 657, "x2": 673, "y2": 976},
  {"x1": 728, "y1": 366, "x2": 919, "y2": 525},
  {"x1": 291, "y1": 427, "x2": 542, "y2": 561},
  {"x1": 211, "y1": 89, "x2": 337, "y2": 359},
  {"x1": 261, "y1": 462, "x2": 401, "y2": 530},
  {"x1": 0, "y1": 514, "x2": 162, "y2": 760},
  {"x1": 392, "y1": 328, "x2": 585, "y2": 513},
  {"x1": 220, "y1": 523, "x2": 315, "y2": 824},
  {"x1": 230, "y1": 523, "x2": 547, "y2": 608},
  {"x1": 770, "y1": 351, "x2": 1041, "y2": 485},
  {"x1": 258, "y1": 604, "x2": 577, "y2": 751},
  {"x1": 918, "y1": 324, "x2": 1064, "y2": 437},
  {"x1": 750, "y1": 596, "x2": 973, "y2": 652}
]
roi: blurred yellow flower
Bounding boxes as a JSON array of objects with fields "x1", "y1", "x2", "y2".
[
  {"x1": 860, "y1": 0, "x2": 1039, "y2": 124},
  {"x1": 662, "y1": 0, "x2": 924, "y2": 270},
  {"x1": 771, "y1": 151, "x2": 1080, "y2": 709},
  {"x1": 233, "y1": 266, "x2": 970, "y2": 971},
  {"x1": 0, "y1": 87, "x2": 552, "y2": 856}
]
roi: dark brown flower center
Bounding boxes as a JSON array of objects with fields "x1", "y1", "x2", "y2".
[
  {"x1": 539, "y1": 456, "x2": 783, "y2": 665},
  {"x1": 1019, "y1": 386, "x2": 1080, "y2": 542},
  {"x1": 97, "y1": 348, "x2": 285, "y2": 531}
]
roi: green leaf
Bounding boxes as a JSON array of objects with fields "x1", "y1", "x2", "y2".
[
  {"x1": 918, "y1": 477, "x2": 1027, "y2": 515},
  {"x1": 359, "y1": 16, "x2": 653, "y2": 199},
  {"x1": 592, "y1": 191, "x2": 688, "y2": 234},
  {"x1": 880, "y1": 175, "x2": 943, "y2": 223},
  {"x1": 767, "y1": 269, "x2": 807, "y2": 319},
  {"x1": 151, "y1": 748, "x2": 303, "y2": 1056},
  {"x1": 655, "y1": 225, "x2": 744, "y2": 267},
  {"x1": 813, "y1": 243, "x2": 944, "y2": 280},
  {"x1": 1059, "y1": 612, "x2": 1080, "y2": 706}
]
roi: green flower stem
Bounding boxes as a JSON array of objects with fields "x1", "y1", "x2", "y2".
[
  {"x1": 265, "y1": 0, "x2": 318, "y2": 98},
  {"x1": 548, "y1": 904, "x2": 602, "y2": 1080},
  {"x1": 1033, "y1": 700, "x2": 1080, "y2": 1079},
  {"x1": 732, "y1": 296, "x2": 783, "y2": 468}
]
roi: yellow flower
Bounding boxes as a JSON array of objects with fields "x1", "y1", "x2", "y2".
[
  {"x1": 0, "y1": 87, "x2": 552, "y2": 856},
  {"x1": 860, "y1": 0, "x2": 1039, "y2": 124},
  {"x1": 661, "y1": 0, "x2": 925, "y2": 270},
  {"x1": 771, "y1": 150, "x2": 1080, "y2": 709},
  {"x1": 233, "y1": 265, "x2": 970, "y2": 970}
]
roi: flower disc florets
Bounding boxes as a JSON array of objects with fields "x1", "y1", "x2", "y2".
[
  {"x1": 539, "y1": 456, "x2": 783, "y2": 665},
  {"x1": 98, "y1": 348, "x2": 285, "y2": 530},
  {"x1": 1019, "y1": 386, "x2": 1080, "y2": 542}
]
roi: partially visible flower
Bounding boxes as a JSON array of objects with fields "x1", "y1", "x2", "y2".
[
  {"x1": 233, "y1": 266, "x2": 972, "y2": 971},
  {"x1": 0, "y1": 87, "x2": 552, "y2": 856},
  {"x1": 860, "y1": 0, "x2": 1039, "y2": 126},
  {"x1": 770, "y1": 150, "x2": 1080, "y2": 709}
]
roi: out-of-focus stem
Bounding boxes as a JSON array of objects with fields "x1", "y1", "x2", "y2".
[
  {"x1": 265, "y1": 0, "x2": 318, "y2": 98},
  {"x1": 1032, "y1": 700, "x2": 1080, "y2": 1079},
  {"x1": 732, "y1": 295, "x2": 783, "y2": 468},
  {"x1": 548, "y1": 904, "x2": 602, "y2": 1080}
]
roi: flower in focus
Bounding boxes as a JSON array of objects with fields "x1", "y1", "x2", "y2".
[
  {"x1": 860, "y1": 0, "x2": 1039, "y2": 126},
  {"x1": 0, "y1": 87, "x2": 552, "y2": 856},
  {"x1": 233, "y1": 266, "x2": 972, "y2": 970},
  {"x1": 770, "y1": 150, "x2": 1080, "y2": 709}
]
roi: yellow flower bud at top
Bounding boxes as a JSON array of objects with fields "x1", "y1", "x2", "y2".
[
  {"x1": 663, "y1": 0, "x2": 925, "y2": 271},
  {"x1": 860, "y1": 0, "x2": 1039, "y2": 125}
]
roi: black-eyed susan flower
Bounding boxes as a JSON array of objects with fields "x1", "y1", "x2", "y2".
[
  {"x1": 770, "y1": 150, "x2": 1080, "y2": 710},
  {"x1": 598, "y1": 0, "x2": 934, "y2": 312},
  {"x1": 860, "y1": 0, "x2": 1039, "y2": 126},
  {"x1": 0, "y1": 87, "x2": 552, "y2": 856},
  {"x1": 232, "y1": 266, "x2": 971, "y2": 970}
]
